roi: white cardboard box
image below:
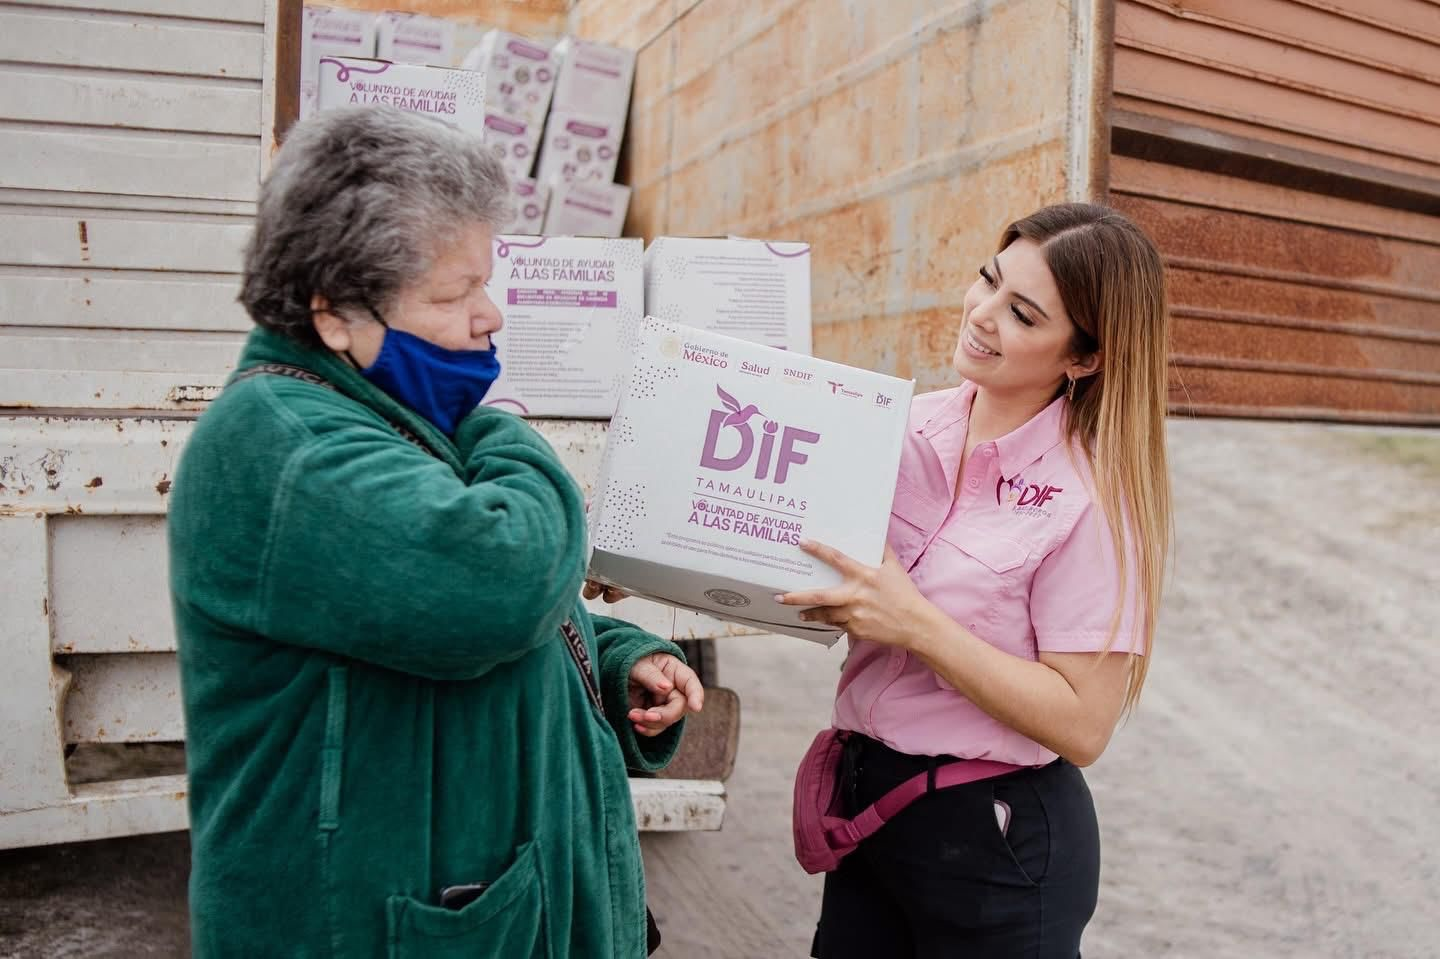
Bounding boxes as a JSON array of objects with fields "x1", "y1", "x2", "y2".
[
  {"x1": 503, "y1": 178, "x2": 550, "y2": 235},
  {"x1": 461, "y1": 30, "x2": 557, "y2": 130},
  {"x1": 550, "y1": 37, "x2": 635, "y2": 126},
  {"x1": 543, "y1": 180, "x2": 631, "y2": 239},
  {"x1": 376, "y1": 12, "x2": 455, "y2": 66},
  {"x1": 535, "y1": 112, "x2": 622, "y2": 187},
  {"x1": 483, "y1": 113, "x2": 541, "y2": 180},
  {"x1": 587, "y1": 317, "x2": 914, "y2": 642},
  {"x1": 300, "y1": 6, "x2": 377, "y2": 119},
  {"x1": 644, "y1": 237, "x2": 813, "y2": 354},
  {"x1": 484, "y1": 236, "x2": 644, "y2": 418},
  {"x1": 316, "y1": 57, "x2": 486, "y2": 137}
]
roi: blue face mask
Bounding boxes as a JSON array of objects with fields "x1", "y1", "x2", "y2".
[{"x1": 358, "y1": 327, "x2": 501, "y2": 436}]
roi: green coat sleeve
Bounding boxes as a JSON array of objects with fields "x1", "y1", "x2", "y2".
[
  {"x1": 592, "y1": 615, "x2": 687, "y2": 772},
  {"x1": 255, "y1": 408, "x2": 587, "y2": 680}
]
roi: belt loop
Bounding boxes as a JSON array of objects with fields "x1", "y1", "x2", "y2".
[{"x1": 926, "y1": 756, "x2": 938, "y2": 793}]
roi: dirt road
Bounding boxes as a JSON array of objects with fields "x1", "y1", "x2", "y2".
[{"x1": 3, "y1": 419, "x2": 1437, "y2": 958}]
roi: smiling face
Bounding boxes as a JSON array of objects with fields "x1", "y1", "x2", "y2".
[
  {"x1": 312, "y1": 221, "x2": 503, "y2": 366},
  {"x1": 952, "y1": 237, "x2": 1097, "y2": 403}
]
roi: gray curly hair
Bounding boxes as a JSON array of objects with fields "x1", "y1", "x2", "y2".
[{"x1": 240, "y1": 106, "x2": 512, "y2": 347}]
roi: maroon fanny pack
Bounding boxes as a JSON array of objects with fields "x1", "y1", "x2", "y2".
[{"x1": 792, "y1": 728, "x2": 1020, "y2": 875}]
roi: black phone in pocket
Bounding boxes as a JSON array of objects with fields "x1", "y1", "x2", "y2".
[{"x1": 438, "y1": 881, "x2": 491, "y2": 911}]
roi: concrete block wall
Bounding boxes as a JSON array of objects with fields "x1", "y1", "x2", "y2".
[
  {"x1": 571, "y1": 0, "x2": 1098, "y2": 388},
  {"x1": 339, "y1": 0, "x2": 571, "y2": 39}
]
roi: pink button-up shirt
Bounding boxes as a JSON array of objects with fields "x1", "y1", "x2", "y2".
[{"x1": 832, "y1": 381, "x2": 1143, "y2": 767}]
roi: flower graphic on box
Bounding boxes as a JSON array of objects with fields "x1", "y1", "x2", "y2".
[{"x1": 715, "y1": 385, "x2": 762, "y2": 429}]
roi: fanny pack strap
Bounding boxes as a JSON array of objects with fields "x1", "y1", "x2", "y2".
[{"x1": 824, "y1": 756, "x2": 1020, "y2": 849}]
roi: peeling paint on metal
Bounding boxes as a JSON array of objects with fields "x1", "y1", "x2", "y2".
[
  {"x1": 39, "y1": 450, "x2": 67, "y2": 491},
  {"x1": 165, "y1": 385, "x2": 222, "y2": 404}
]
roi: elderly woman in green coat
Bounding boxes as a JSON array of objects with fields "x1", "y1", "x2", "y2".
[{"x1": 168, "y1": 106, "x2": 703, "y2": 958}]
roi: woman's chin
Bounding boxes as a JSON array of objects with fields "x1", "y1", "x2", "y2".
[{"x1": 951, "y1": 352, "x2": 986, "y2": 384}]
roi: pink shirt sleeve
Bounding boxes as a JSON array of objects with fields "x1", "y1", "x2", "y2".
[{"x1": 1029, "y1": 501, "x2": 1147, "y2": 656}]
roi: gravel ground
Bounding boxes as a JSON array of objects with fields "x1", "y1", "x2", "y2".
[{"x1": 3, "y1": 419, "x2": 1437, "y2": 958}]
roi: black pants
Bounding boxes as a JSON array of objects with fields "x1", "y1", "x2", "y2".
[{"x1": 812, "y1": 734, "x2": 1100, "y2": 959}]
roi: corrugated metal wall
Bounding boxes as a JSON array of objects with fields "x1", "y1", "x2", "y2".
[
  {"x1": 0, "y1": 0, "x2": 569, "y2": 415},
  {"x1": 573, "y1": 0, "x2": 1105, "y2": 391},
  {"x1": 1110, "y1": 0, "x2": 1440, "y2": 424},
  {"x1": 335, "y1": 0, "x2": 569, "y2": 45},
  {"x1": 0, "y1": 0, "x2": 272, "y2": 412}
]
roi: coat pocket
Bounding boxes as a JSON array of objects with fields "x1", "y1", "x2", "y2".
[{"x1": 386, "y1": 840, "x2": 548, "y2": 959}]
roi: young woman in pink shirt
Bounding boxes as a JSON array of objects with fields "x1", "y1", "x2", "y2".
[{"x1": 780, "y1": 203, "x2": 1172, "y2": 958}]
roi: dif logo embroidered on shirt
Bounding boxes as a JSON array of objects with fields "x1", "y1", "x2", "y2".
[
  {"x1": 700, "y1": 385, "x2": 820, "y2": 485},
  {"x1": 997, "y1": 474, "x2": 1063, "y2": 518}
]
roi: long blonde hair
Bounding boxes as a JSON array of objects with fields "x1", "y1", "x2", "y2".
[{"x1": 1001, "y1": 204, "x2": 1171, "y2": 712}]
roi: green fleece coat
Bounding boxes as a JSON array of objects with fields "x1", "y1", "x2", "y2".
[{"x1": 169, "y1": 328, "x2": 684, "y2": 958}]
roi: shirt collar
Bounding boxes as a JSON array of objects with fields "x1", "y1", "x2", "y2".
[
  {"x1": 918, "y1": 380, "x2": 1069, "y2": 485},
  {"x1": 994, "y1": 393, "x2": 1067, "y2": 482}
]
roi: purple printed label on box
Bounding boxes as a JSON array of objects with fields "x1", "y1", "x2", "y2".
[
  {"x1": 565, "y1": 119, "x2": 610, "y2": 138},
  {"x1": 317, "y1": 57, "x2": 486, "y2": 136},
  {"x1": 508, "y1": 39, "x2": 549, "y2": 60},
  {"x1": 507, "y1": 288, "x2": 617, "y2": 308},
  {"x1": 486, "y1": 114, "x2": 527, "y2": 135},
  {"x1": 484, "y1": 236, "x2": 643, "y2": 418}
]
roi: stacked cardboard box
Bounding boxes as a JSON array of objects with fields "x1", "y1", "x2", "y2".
[
  {"x1": 463, "y1": 30, "x2": 559, "y2": 188},
  {"x1": 536, "y1": 38, "x2": 637, "y2": 237},
  {"x1": 299, "y1": 6, "x2": 377, "y2": 119},
  {"x1": 376, "y1": 12, "x2": 455, "y2": 66},
  {"x1": 586, "y1": 317, "x2": 914, "y2": 640},
  {"x1": 483, "y1": 236, "x2": 644, "y2": 418},
  {"x1": 315, "y1": 56, "x2": 486, "y2": 138},
  {"x1": 644, "y1": 238, "x2": 813, "y2": 353},
  {"x1": 505, "y1": 178, "x2": 550, "y2": 235}
]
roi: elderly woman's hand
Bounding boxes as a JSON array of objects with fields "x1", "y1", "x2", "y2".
[
  {"x1": 626, "y1": 653, "x2": 704, "y2": 737},
  {"x1": 583, "y1": 580, "x2": 629, "y2": 604}
]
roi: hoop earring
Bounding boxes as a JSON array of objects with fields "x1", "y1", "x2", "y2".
[{"x1": 1065, "y1": 376, "x2": 1076, "y2": 402}]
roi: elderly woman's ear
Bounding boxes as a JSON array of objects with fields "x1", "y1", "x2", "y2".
[{"x1": 310, "y1": 294, "x2": 351, "y2": 353}]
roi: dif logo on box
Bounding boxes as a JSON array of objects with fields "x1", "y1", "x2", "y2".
[{"x1": 699, "y1": 386, "x2": 820, "y2": 485}]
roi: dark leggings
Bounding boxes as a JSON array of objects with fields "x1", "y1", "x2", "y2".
[{"x1": 812, "y1": 734, "x2": 1101, "y2": 959}]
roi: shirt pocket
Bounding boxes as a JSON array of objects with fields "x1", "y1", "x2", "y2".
[
  {"x1": 888, "y1": 480, "x2": 943, "y2": 571},
  {"x1": 936, "y1": 528, "x2": 1028, "y2": 576},
  {"x1": 928, "y1": 529, "x2": 1030, "y2": 691},
  {"x1": 386, "y1": 839, "x2": 549, "y2": 959}
]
